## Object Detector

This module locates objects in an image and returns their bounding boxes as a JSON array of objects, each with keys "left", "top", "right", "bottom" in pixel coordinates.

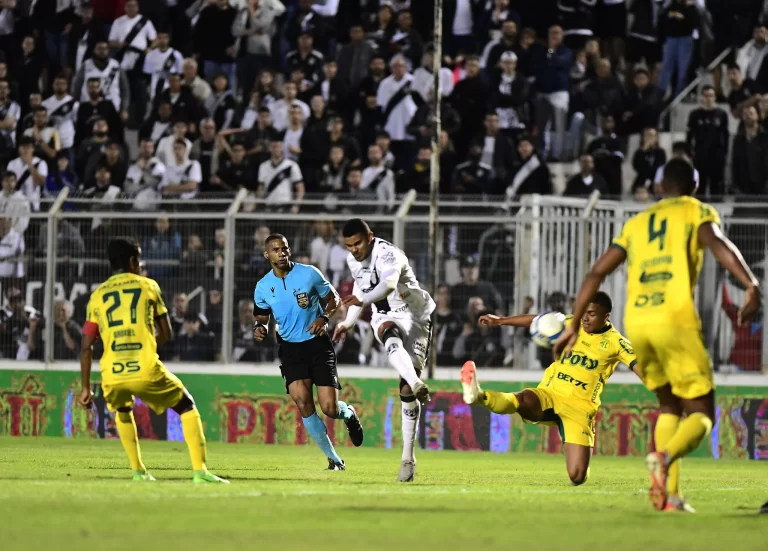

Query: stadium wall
[{"left": 1, "top": 364, "right": 767, "bottom": 460}]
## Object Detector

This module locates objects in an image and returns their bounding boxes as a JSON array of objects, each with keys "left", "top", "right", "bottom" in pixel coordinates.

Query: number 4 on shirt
[{"left": 648, "top": 214, "right": 667, "bottom": 251}]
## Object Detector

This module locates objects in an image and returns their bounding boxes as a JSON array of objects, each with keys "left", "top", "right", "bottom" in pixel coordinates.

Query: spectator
[
  {"left": 256, "top": 137, "right": 304, "bottom": 210},
  {"left": 0, "top": 172, "right": 30, "bottom": 235},
  {"left": 85, "top": 140, "right": 127, "bottom": 188},
  {"left": 243, "top": 107, "right": 277, "bottom": 168},
  {"left": 406, "top": 89, "right": 462, "bottom": 143},
  {"left": 270, "top": 82, "right": 310, "bottom": 132},
  {"left": 452, "top": 141, "right": 494, "bottom": 195},
  {"left": 159, "top": 139, "right": 202, "bottom": 200},
  {"left": 686, "top": 85, "right": 729, "bottom": 197},
  {"left": 358, "top": 54, "right": 388, "bottom": 110},
  {"left": 72, "top": 40, "right": 130, "bottom": 118},
  {"left": 157, "top": 120, "right": 192, "bottom": 166},
  {"left": 318, "top": 144, "right": 350, "bottom": 194},
  {"left": 155, "top": 72, "right": 205, "bottom": 129},
  {"left": 69, "top": 1, "right": 107, "bottom": 73},
  {"left": 194, "top": 0, "right": 237, "bottom": 87},
  {"left": 732, "top": 105, "right": 768, "bottom": 195},
  {"left": 191, "top": 118, "right": 220, "bottom": 193},
  {"left": 482, "top": 18, "right": 521, "bottom": 80},
  {"left": 233, "top": 299, "right": 273, "bottom": 362},
  {"left": 181, "top": 57, "right": 213, "bottom": 104},
  {"left": 330, "top": 304, "right": 372, "bottom": 365},
  {"left": 238, "top": 89, "right": 264, "bottom": 130},
  {"left": 0, "top": 79, "right": 20, "bottom": 165},
  {"left": 398, "top": 144, "right": 432, "bottom": 194},
  {"left": 557, "top": 0, "right": 596, "bottom": 52},
  {"left": 433, "top": 283, "right": 463, "bottom": 367},
  {"left": 626, "top": 0, "right": 662, "bottom": 81},
  {"left": 727, "top": 65, "right": 760, "bottom": 120},
  {"left": 213, "top": 227, "right": 226, "bottom": 279},
  {"left": 125, "top": 138, "right": 165, "bottom": 204},
  {"left": 367, "top": 3, "right": 396, "bottom": 55},
  {"left": 451, "top": 55, "right": 488, "bottom": 159},
  {"left": 143, "top": 29, "right": 184, "bottom": 103},
  {"left": 14, "top": 35, "right": 45, "bottom": 113},
  {"left": 478, "top": 113, "right": 516, "bottom": 193},
  {"left": 620, "top": 67, "right": 663, "bottom": 136},
  {"left": 505, "top": 135, "right": 552, "bottom": 200},
  {"left": 564, "top": 154, "right": 609, "bottom": 197},
  {"left": 532, "top": 26, "right": 572, "bottom": 160},
  {"left": 451, "top": 255, "right": 503, "bottom": 314},
  {"left": 44, "top": 152, "right": 79, "bottom": 202},
  {"left": 311, "top": 59, "right": 350, "bottom": 123},
  {"left": 283, "top": 105, "right": 304, "bottom": 162},
  {"left": 653, "top": 140, "right": 699, "bottom": 190},
  {"left": 390, "top": 8, "right": 423, "bottom": 71},
  {"left": 16, "top": 92, "right": 43, "bottom": 146},
  {"left": 343, "top": 166, "right": 373, "bottom": 202},
  {"left": 255, "top": 69, "right": 279, "bottom": 109},
  {"left": 491, "top": 51, "right": 529, "bottom": 136},
  {"left": 0, "top": 286, "right": 37, "bottom": 360},
  {"left": 581, "top": 58, "right": 624, "bottom": 129},
  {"left": 75, "top": 118, "right": 110, "bottom": 178},
  {"left": 412, "top": 47, "right": 454, "bottom": 103},
  {"left": 632, "top": 127, "right": 666, "bottom": 197},
  {"left": 51, "top": 299, "right": 82, "bottom": 360},
  {"left": 206, "top": 74, "right": 238, "bottom": 132},
  {"left": 309, "top": 218, "right": 335, "bottom": 273},
  {"left": 181, "top": 234, "right": 209, "bottom": 284},
  {"left": 287, "top": 29, "right": 324, "bottom": 87},
  {"left": 286, "top": 0, "right": 330, "bottom": 55},
  {"left": 140, "top": 101, "right": 173, "bottom": 147},
  {"left": 336, "top": 22, "right": 374, "bottom": 91},
  {"left": 362, "top": 143, "right": 396, "bottom": 209},
  {"left": 42, "top": 76, "right": 78, "bottom": 158},
  {"left": 377, "top": 55, "right": 418, "bottom": 171},
  {"left": 108, "top": 0, "right": 157, "bottom": 124},
  {"left": 721, "top": 282, "right": 763, "bottom": 371},
  {"left": 736, "top": 22, "right": 768, "bottom": 94},
  {"left": 586, "top": 115, "right": 623, "bottom": 196},
  {"left": 23, "top": 107, "right": 60, "bottom": 165},
  {"left": 0, "top": 216, "right": 24, "bottom": 278},
  {"left": 327, "top": 115, "right": 361, "bottom": 166},
  {"left": 211, "top": 141, "right": 253, "bottom": 191},
  {"left": 75, "top": 78, "right": 123, "bottom": 144},
  {"left": 232, "top": 0, "right": 286, "bottom": 101},
  {"left": 143, "top": 216, "right": 181, "bottom": 278},
  {"left": 452, "top": 307, "right": 503, "bottom": 367},
  {"left": 6, "top": 137, "right": 48, "bottom": 210},
  {"left": 657, "top": 0, "right": 698, "bottom": 97},
  {"left": 175, "top": 311, "right": 216, "bottom": 362}
]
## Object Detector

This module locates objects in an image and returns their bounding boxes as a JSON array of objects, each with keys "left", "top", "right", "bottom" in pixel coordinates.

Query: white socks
[
  {"left": 385, "top": 336, "right": 421, "bottom": 388},
  {"left": 401, "top": 395, "right": 420, "bottom": 462}
]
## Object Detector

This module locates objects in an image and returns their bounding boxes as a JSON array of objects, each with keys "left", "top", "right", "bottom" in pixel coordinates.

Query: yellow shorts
[
  {"left": 526, "top": 387, "right": 596, "bottom": 447},
  {"left": 102, "top": 367, "right": 186, "bottom": 414},
  {"left": 625, "top": 324, "right": 714, "bottom": 400}
]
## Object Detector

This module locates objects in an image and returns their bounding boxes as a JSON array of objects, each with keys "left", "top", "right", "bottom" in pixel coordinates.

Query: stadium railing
[{"left": 9, "top": 190, "right": 768, "bottom": 375}]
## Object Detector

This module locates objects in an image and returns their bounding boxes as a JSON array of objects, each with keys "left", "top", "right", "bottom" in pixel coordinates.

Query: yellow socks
[
  {"left": 481, "top": 391, "right": 520, "bottom": 414},
  {"left": 116, "top": 410, "right": 146, "bottom": 472},
  {"left": 664, "top": 412, "right": 713, "bottom": 464},
  {"left": 181, "top": 409, "right": 208, "bottom": 471},
  {"left": 655, "top": 413, "right": 681, "bottom": 497}
]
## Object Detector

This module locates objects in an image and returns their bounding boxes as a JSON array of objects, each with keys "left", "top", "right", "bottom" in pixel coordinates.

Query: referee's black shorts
[{"left": 278, "top": 335, "right": 341, "bottom": 393}]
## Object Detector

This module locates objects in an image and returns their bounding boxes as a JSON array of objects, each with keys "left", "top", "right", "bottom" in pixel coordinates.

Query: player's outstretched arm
[
  {"left": 554, "top": 246, "right": 626, "bottom": 358},
  {"left": 699, "top": 222, "right": 761, "bottom": 325},
  {"left": 155, "top": 314, "right": 173, "bottom": 346},
  {"left": 478, "top": 314, "right": 537, "bottom": 327}
]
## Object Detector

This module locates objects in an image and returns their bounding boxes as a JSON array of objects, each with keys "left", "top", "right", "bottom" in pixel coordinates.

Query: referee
[{"left": 253, "top": 233, "right": 363, "bottom": 470}]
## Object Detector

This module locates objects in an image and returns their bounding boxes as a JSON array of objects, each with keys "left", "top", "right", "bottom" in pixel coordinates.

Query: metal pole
[
  {"left": 427, "top": 0, "right": 442, "bottom": 379},
  {"left": 221, "top": 188, "right": 248, "bottom": 364},
  {"left": 44, "top": 188, "right": 70, "bottom": 365}
]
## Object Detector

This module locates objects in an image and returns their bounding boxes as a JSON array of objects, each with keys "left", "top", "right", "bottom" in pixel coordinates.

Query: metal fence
[{"left": 5, "top": 190, "right": 768, "bottom": 374}]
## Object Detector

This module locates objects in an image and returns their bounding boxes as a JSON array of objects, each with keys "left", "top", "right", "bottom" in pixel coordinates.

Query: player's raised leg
[
  {"left": 316, "top": 385, "right": 364, "bottom": 447},
  {"left": 289, "top": 379, "right": 346, "bottom": 470},
  {"left": 380, "top": 322, "right": 430, "bottom": 402}
]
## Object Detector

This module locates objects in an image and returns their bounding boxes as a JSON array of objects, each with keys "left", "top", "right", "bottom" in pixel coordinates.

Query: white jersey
[
  {"left": 376, "top": 73, "right": 418, "bottom": 141},
  {"left": 0, "top": 100, "right": 21, "bottom": 147},
  {"left": 6, "top": 156, "right": 48, "bottom": 211},
  {"left": 109, "top": 14, "right": 157, "bottom": 70},
  {"left": 0, "top": 228, "right": 24, "bottom": 278},
  {"left": 412, "top": 66, "right": 454, "bottom": 102},
  {"left": 159, "top": 158, "right": 201, "bottom": 200},
  {"left": 80, "top": 58, "right": 123, "bottom": 111},
  {"left": 361, "top": 165, "right": 395, "bottom": 209},
  {"left": 269, "top": 98, "right": 310, "bottom": 132},
  {"left": 42, "top": 94, "right": 78, "bottom": 149},
  {"left": 346, "top": 238, "right": 435, "bottom": 320},
  {"left": 143, "top": 48, "right": 184, "bottom": 100},
  {"left": 257, "top": 157, "right": 303, "bottom": 204}
]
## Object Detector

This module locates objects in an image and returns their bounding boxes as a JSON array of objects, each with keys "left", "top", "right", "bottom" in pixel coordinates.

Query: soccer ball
[{"left": 529, "top": 312, "right": 567, "bottom": 349}]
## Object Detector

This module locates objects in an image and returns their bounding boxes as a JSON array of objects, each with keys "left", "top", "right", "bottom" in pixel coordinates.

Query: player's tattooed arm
[{"left": 478, "top": 314, "right": 537, "bottom": 327}]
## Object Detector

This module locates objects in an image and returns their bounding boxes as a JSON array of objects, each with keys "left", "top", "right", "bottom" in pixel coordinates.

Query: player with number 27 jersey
[{"left": 85, "top": 272, "right": 168, "bottom": 385}]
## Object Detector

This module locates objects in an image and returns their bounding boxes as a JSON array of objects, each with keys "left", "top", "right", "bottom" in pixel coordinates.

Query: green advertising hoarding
[{"left": 1, "top": 369, "right": 766, "bottom": 460}]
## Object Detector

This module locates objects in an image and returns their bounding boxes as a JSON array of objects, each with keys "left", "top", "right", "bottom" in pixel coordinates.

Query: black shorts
[
  {"left": 278, "top": 336, "right": 341, "bottom": 393},
  {"left": 626, "top": 36, "right": 662, "bottom": 65}
]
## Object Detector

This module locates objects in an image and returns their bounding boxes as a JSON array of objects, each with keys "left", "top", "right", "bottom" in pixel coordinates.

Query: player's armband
[{"left": 83, "top": 321, "right": 99, "bottom": 338}]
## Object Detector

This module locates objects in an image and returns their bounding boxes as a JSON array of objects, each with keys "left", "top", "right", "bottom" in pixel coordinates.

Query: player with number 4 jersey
[
  {"left": 557, "top": 159, "right": 760, "bottom": 512},
  {"left": 79, "top": 237, "right": 228, "bottom": 484}
]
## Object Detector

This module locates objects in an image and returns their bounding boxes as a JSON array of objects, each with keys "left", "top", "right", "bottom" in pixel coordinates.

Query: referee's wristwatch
[{"left": 320, "top": 315, "right": 330, "bottom": 324}]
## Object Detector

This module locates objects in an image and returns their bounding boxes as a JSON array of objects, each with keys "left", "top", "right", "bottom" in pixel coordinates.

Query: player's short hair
[
  {"left": 663, "top": 158, "right": 697, "bottom": 195},
  {"left": 107, "top": 237, "right": 140, "bottom": 272},
  {"left": 342, "top": 218, "right": 371, "bottom": 238},
  {"left": 671, "top": 141, "right": 691, "bottom": 157},
  {"left": 590, "top": 291, "right": 612, "bottom": 313},
  {"left": 264, "top": 233, "right": 287, "bottom": 249}
]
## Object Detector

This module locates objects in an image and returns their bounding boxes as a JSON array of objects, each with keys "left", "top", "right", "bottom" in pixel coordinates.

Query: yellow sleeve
[
  {"left": 615, "top": 334, "right": 638, "bottom": 371},
  {"left": 611, "top": 221, "right": 629, "bottom": 252},
  {"left": 696, "top": 201, "right": 720, "bottom": 228},
  {"left": 149, "top": 280, "right": 168, "bottom": 318},
  {"left": 86, "top": 294, "right": 98, "bottom": 324}
]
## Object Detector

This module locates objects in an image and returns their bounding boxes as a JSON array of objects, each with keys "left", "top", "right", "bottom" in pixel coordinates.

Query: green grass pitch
[{"left": 1, "top": 437, "right": 766, "bottom": 550}]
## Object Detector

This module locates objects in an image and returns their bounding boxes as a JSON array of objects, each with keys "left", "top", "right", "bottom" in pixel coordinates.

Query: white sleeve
[
  {"left": 291, "top": 162, "right": 303, "bottom": 183},
  {"left": 146, "top": 21, "right": 157, "bottom": 43},
  {"left": 311, "top": 0, "right": 339, "bottom": 16},
  {"left": 257, "top": 163, "right": 266, "bottom": 187},
  {"left": 37, "top": 160, "right": 49, "bottom": 178},
  {"left": 108, "top": 20, "right": 120, "bottom": 42},
  {"left": 340, "top": 281, "right": 364, "bottom": 329},
  {"left": 152, "top": 160, "right": 166, "bottom": 179},
  {"left": 142, "top": 52, "right": 153, "bottom": 74},
  {"left": 376, "top": 79, "right": 387, "bottom": 108},
  {"left": 173, "top": 52, "right": 184, "bottom": 74},
  {"left": 188, "top": 161, "right": 202, "bottom": 183},
  {"left": 361, "top": 247, "right": 402, "bottom": 306}
]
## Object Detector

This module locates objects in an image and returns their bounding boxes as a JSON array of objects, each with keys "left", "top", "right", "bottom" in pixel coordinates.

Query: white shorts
[{"left": 371, "top": 313, "right": 432, "bottom": 375}]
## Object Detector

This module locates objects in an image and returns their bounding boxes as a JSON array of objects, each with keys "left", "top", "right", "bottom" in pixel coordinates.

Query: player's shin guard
[
  {"left": 664, "top": 412, "right": 713, "bottom": 464},
  {"left": 655, "top": 413, "right": 682, "bottom": 497},
  {"left": 181, "top": 409, "right": 208, "bottom": 471},
  {"left": 116, "top": 410, "right": 146, "bottom": 472},
  {"left": 481, "top": 391, "right": 520, "bottom": 414},
  {"left": 302, "top": 413, "right": 343, "bottom": 463},
  {"left": 385, "top": 336, "right": 421, "bottom": 388},
  {"left": 400, "top": 394, "right": 420, "bottom": 462}
]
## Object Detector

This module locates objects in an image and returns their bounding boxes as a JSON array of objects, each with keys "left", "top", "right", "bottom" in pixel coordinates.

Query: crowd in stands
[{"left": 0, "top": 0, "right": 765, "bottom": 368}]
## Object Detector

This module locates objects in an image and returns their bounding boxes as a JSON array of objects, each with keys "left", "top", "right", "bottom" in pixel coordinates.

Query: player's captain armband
[{"left": 83, "top": 320, "right": 99, "bottom": 338}]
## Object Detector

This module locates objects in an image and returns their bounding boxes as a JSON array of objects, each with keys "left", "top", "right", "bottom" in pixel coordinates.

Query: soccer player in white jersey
[{"left": 333, "top": 218, "right": 435, "bottom": 483}]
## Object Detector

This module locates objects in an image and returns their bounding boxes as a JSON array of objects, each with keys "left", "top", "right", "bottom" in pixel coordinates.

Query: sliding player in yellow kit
[
  {"left": 556, "top": 159, "right": 760, "bottom": 512},
  {"left": 461, "top": 292, "right": 638, "bottom": 486},
  {"left": 78, "top": 237, "right": 228, "bottom": 483}
]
